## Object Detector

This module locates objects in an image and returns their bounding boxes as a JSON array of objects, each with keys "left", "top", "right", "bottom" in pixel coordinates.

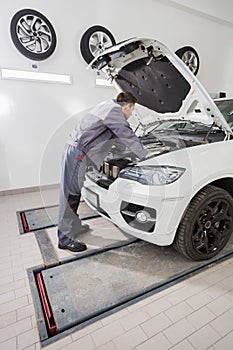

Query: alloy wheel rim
[
  {"left": 182, "top": 50, "right": 198, "bottom": 74},
  {"left": 89, "top": 31, "right": 113, "bottom": 57},
  {"left": 192, "top": 198, "right": 232, "bottom": 256},
  {"left": 16, "top": 14, "right": 53, "bottom": 54}
]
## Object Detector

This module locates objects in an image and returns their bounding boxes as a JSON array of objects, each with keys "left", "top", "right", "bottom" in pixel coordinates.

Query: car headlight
[{"left": 119, "top": 165, "right": 185, "bottom": 185}]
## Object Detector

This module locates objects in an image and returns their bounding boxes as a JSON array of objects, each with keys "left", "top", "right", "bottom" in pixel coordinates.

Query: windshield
[
  {"left": 154, "top": 120, "right": 211, "bottom": 132},
  {"left": 130, "top": 99, "right": 233, "bottom": 136},
  {"left": 214, "top": 99, "right": 233, "bottom": 129}
]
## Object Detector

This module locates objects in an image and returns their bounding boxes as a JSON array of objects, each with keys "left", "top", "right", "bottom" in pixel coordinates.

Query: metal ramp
[
  {"left": 17, "top": 204, "right": 99, "bottom": 233},
  {"left": 31, "top": 236, "right": 233, "bottom": 346}
]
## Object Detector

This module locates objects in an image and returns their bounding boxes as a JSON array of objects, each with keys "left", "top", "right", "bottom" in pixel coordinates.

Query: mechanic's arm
[{"left": 104, "top": 106, "right": 148, "bottom": 159}]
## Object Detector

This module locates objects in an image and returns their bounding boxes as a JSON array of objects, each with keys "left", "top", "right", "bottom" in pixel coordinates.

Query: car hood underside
[
  {"left": 115, "top": 56, "right": 190, "bottom": 114},
  {"left": 89, "top": 38, "right": 232, "bottom": 136}
]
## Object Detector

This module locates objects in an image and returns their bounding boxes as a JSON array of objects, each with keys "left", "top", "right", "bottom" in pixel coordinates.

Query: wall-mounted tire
[
  {"left": 80, "top": 25, "right": 116, "bottom": 64},
  {"left": 10, "top": 8, "right": 57, "bottom": 61},
  {"left": 175, "top": 46, "right": 200, "bottom": 75}
]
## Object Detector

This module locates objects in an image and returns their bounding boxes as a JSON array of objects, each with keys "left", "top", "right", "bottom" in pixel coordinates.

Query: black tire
[
  {"left": 175, "top": 46, "right": 200, "bottom": 75},
  {"left": 173, "top": 185, "right": 233, "bottom": 261},
  {"left": 10, "top": 9, "right": 57, "bottom": 61},
  {"left": 80, "top": 25, "right": 116, "bottom": 64}
]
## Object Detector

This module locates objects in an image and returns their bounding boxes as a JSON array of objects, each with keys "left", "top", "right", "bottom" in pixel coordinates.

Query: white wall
[
  {"left": 169, "top": 0, "right": 233, "bottom": 24},
  {"left": 1, "top": 0, "right": 233, "bottom": 191}
]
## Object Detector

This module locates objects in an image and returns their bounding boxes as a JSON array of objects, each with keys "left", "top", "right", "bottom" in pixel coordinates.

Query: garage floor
[{"left": 1, "top": 187, "right": 233, "bottom": 350}]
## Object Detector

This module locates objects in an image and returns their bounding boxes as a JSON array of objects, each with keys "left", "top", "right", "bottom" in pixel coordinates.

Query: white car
[{"left": 82, "top": 38, "right": 233, "bottom": 261}]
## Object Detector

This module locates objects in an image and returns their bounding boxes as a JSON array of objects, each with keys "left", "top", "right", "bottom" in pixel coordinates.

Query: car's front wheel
[{"left": 174, "top": 185, "right": 233, "bottom": 261}]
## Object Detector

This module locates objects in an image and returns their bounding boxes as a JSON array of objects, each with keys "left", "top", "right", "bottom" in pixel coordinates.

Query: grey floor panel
[
  {"left": 26, "top": 205, "right": 59, "bottom": 231},
  {"left": 40, "top": 238, "right": 233, "bottom": 334},
  {"left": 17, "top": 202, "right": 97, "bottom": 233}
]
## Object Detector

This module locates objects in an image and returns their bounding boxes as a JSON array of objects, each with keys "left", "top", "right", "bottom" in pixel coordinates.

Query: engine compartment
[{"left": 86, "top": 130, "right": 216, "bottom": 189}]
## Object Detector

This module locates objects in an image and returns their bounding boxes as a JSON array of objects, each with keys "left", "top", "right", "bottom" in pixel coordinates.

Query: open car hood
[{"left": 89, "top": 38, "right": 232, "bottom": 136}]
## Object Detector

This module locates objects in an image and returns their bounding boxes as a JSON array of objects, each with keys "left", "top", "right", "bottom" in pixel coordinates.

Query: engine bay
[{"left": 85, "top": 129, "right": 219, "bottom": 189}]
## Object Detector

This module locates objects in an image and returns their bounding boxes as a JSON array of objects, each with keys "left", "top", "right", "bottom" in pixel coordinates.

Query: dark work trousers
[{"left": 58, "top": 144, "right": 87, "bottom": 244}]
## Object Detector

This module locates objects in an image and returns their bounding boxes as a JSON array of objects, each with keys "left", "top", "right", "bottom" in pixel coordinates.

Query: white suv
[{"left": 82, "top": 38, "right": 233, "bottom": 261}]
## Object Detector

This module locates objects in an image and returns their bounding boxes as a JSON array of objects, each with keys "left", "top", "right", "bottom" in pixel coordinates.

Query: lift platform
[{"left": 27, "top": 214, "right": 233, "bottom": 347}]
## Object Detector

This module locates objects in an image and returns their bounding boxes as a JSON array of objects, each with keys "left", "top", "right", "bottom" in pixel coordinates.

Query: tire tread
[{"left": 173, "top": 185, "right": 233, "bottom": 260}]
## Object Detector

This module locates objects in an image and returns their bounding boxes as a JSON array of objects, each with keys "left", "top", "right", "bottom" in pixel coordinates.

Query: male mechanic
[{"left": 58, "top": 91, "right": 148, "bottom": 252}]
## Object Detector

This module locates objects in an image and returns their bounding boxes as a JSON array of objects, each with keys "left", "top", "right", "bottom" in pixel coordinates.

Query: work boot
[{"left": 58, "top": 240, "right": 87, "bottom": 252}]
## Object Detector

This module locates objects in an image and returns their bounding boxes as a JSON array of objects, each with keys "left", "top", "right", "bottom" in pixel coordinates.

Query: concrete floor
[{"left": 1, "top": 188, "right": 233, "bottom": 349}]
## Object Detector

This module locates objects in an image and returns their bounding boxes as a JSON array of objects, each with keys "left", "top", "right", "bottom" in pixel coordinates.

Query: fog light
[{"left": 136, "top": 211, "right": 148, "bottom": 223}]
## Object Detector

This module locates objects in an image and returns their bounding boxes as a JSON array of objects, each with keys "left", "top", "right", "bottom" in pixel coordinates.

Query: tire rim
[
  {"left": 192, "top": 198, "right": 233, "bottom": 256},
  {"left": 16, "top": 14, "right": 53, "bottom": 54},
  {"left": 181, "top": 50, "right": 198, "bottom": 74},
  {"left": 89, "top": 31, "right": 113, "bottom": 57}
]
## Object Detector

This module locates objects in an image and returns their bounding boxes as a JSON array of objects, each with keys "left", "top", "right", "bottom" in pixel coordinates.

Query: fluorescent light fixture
[
  {"left": 95, "top": 70, "right": 113, "bottom": 87},
  {"left": 1, "top": 69, "right": 72, "bottom": 84},
  {"left": 96, "top": 77, "right": 113, "bottom": 87}
]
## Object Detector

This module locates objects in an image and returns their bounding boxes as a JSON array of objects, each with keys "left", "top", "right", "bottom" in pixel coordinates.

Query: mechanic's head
[{"left": 116, "top": 92, "right": 137, "bottom": 119}]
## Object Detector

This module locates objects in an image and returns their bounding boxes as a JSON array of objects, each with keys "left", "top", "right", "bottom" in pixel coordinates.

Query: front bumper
[{"left": 82, "top": 173, "right": 190, "bottom": 246}]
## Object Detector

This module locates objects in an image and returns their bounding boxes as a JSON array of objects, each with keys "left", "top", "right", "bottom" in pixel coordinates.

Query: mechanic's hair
[{"left": 116, "top": 92, "right": 137, "bottom": 105}]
